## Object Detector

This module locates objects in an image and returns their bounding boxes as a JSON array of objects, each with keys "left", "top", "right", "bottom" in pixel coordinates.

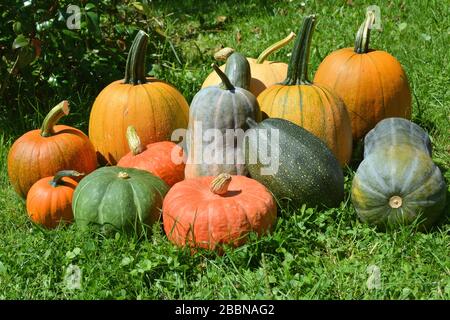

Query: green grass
[{"left": 0, "top": 0, "right": 449, "bottom": 299}]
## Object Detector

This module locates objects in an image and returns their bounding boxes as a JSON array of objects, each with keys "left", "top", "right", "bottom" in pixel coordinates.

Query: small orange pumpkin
[
  {"left": 163, "top": 173, "right": 277, "bottom": 251},
  {"left": 26, "top": 170, "right": 83, "bottom": 228},
  {"left": 117, "top": 126, "right": 185, "bottom": 187},
  {"left": 201, "top": 32, "right": 295, "bottom": 96},
  {"left": 258, "top": 15, "right": 353, "bottom": 166},
  {"left": 8, "top": 101, "right": 97, "bottom": 198},
  {"left": 314, "top": 11, "right": 412, "bottom": 141}
]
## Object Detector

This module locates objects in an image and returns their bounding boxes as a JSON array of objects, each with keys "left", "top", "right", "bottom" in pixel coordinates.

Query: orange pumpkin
[
  {"left": 201, "top": 32, "right": 295, "bottom": 96},
  {"left": 314, "top": 11, "right": 412, "bottom": 141},
  {"left": 163, "top": 173, "right": 277, "bottom": 251},
  {"left": 89, "top": 30, "right": 189, "bottom": 165},
  {"left": 26, "top": 170, "right": 83, "bottom": 228},
  {"left": 117, "top": 126, "right": 185, "bottom": 187},
  {"left": 8, "top": 101, "right": 97, "bottom": 198},
  {"left": 258, "top": 15, "right": 352, "bottom": 166}
]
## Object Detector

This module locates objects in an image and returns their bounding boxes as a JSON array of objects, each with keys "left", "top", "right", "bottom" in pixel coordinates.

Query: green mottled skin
[
  {"left": 352, "top": 145, "right": 447, "bottom": 230},
  {"left": 246, "top": 118, "right": 344, "bottom": 208},
  {"left": 224, "top": 52, "right": 251, "bottom": 90},
  {"left": 72, "top": 167, "right": 168, "bottom": 235}
]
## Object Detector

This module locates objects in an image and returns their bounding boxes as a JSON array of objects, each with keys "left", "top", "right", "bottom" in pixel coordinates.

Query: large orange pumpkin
[
  {"left": 314, "top": 11, "right": 412, "bottom": 141},
  {"left": 163, "top": 173, "right": 277, "bottom": 251},
  {"left": 8, "top": 101, "right": 97, "bottom": 198},
  {"left": 201, "top": 32, "right": 295, "bottom": 96},
  {"left": 89, "top": 30, "right": 189, "bottom": 165},
  {"left": 258, "top": 15, "right": 352, "bottom": 166},
  {"left": 117, "top": 126, "right": 185, "bottom": 187},
  {"left": 26, "top": 170, "right": 83, "bottom": 228}
]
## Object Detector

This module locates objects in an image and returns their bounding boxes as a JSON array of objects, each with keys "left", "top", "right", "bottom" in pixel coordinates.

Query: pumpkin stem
[
  {"left": 212, "top": 63, "right": 235, "bottom": 90},
  {"left": 50, "top": 170, "right": 84, "bottom": 187},
  {"left": 354, "top": 11, "right": 376, "bottom": 54},
  {"left": 40, "top": 100, "right": 70, "bottom": 137},
  {"left": 210, "top": 173, "right": 232, "bottom": 195},
  {"left": 117, "top": 172, "right": 130, "bottom": 179},
  {"left": 282, "top": 15, "right": 316, "bottom": 86},
  {"left": 126, "top": 126, "right": 144, "bottom": 156},
  {"left": 246, "top": 118, "right": 258, "bottom": 128},
  {"left": 256, "top": 32, "right": 296, "bottom": 64},
  {"left": 214, "top": 47, "right": 235, "bottom": 61},
  {"left": 124, "top": 30, "right": 149, "bottom": 85},
  {"left": 389, "top": 195, "right": 403, "bottom": 209}
]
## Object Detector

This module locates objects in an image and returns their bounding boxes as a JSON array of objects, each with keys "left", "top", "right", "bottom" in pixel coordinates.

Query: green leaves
[{"left": 12, "top": 34, "right": 28, "bottom": 49}]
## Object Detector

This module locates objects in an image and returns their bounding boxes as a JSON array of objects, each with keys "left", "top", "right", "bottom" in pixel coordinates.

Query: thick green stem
[
  {"left": 354, "top": 11, "right": 376, "bottom": 54},
  {"left": 256, "top": 32, "right": 296, "bottom": 64},
  {"left": 40, "top": 100, "right": 69, "bottom": 137},
  {"left": 126, "top": 126, "right": 144, "bottom": 155},
  {"left": 282, "top": 15, "right": 316, "bottom": 86},
  {"left": 212, "top": 63, "right": 234, "bottom": 90},
  {"left": 50, "top": 170, "right": 84, "bottom": 187},
  {"left": 124, "top": 30, "right": 149, "bottom": 85}
]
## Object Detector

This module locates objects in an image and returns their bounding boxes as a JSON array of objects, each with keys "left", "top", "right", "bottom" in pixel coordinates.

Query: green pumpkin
[
  {"left": 72, "top": 167, "right": 169, "bottom": 235},
  {"left": 185, "top": 63, "right": 261, "bottom": 179},
  {"left": 224, "top": 52, "right": 251, "bottom": 90},
  {"left": 245, "top": 118, "right": 344, "bottom": 208}
]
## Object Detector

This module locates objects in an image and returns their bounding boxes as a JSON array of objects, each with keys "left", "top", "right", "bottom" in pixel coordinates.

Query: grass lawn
[{"left": 0, "top": 0, "right": 449, "bottom": 299}]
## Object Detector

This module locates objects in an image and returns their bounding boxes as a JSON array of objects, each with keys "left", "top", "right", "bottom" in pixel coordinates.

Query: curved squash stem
[
  {"left": 354, "top": 11, "right": 376, "bottom": 54},
  {"left": 282, "top": 15, "right": 316, "bottom": 85},
  {"left": 126, "top": 126, "right": 144, "bottom": 155},
  {"left": 124, "top": 30, "right": 149, "bottom": 85},
  {"left": 256, "top": 32, "right": 296, "bottom": 64},
  {"left": 40, "top": 100, "right": 70, "bottom": 137},
  {"left": 212, "top": 63, "right": 235, "bottom": 90},
  {"left": 50, "top": 170, "right": 84, "bottom": 187},
  {"left": 210, "top": 173, "right": 232, "bottom": 195}
]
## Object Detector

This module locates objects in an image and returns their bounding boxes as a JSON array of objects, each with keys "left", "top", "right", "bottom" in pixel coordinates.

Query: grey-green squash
[
  {"left": 245, "top": 117, "right": 344, "bottom": 208},
  {"left": 72, "top": 166, "right": 169, "bottom": 235},
  {"left": 185, "top": 63, "right": 261, "bottom": 179},
  {"left": 352, "top": 118, "right": 447, "bottom": 230}
]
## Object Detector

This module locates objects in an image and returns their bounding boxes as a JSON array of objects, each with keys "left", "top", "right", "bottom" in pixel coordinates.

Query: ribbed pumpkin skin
[
  {"left": 89, "top": 78, "right": 189, "bottom": 165},
  {"left": 163, "top": 175, "right": 276, "bottom": 250},
  {"left": 8, "top": 125, "right": 97, "bottom": 198},
  {"left": 26, "top": 176, "right": 78, "bottom": 228},
  {"left": 185, "top": 85, "right": 261, "bottom": 178},
  {"left": 314, "top": 48, "right": 412, "bottom": 141},
  {"left": 258, "top": 84, "right": 352, "bottom": 166},
  {"left": 351, "top": 145, "right": 446, "bottom": 230},
  {"left": 202, "top": 58, "right": 288, "bottom": 96},
  {"left": 117, "top": 141, "right": 185, "bottom": 187},
  {"left": 72, "top": 167, "right": 169, "bottom": 235},
  {"left": 246, "top": 118, "right": 344, "bottom": 208}
]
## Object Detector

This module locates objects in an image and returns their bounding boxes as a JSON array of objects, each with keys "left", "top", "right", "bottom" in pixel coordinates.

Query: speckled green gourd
[
  {"left": 352, "top": 118, "right": 447, "bottom": 230},
  {"left": 72, "top": 166, "right": 168, "bottom": 235},
  {"left": 245, "top": 118, "right": 344, "bottom": 208}
]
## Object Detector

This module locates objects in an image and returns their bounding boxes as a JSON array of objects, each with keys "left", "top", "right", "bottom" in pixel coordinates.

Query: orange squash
[
  {"left": 258, "top": 15, "right": 352, "bottom": 166},
  {"left": 117, "top": 126, "right": 185, "bottom": 187},
  {"left": 201, "top": 32, "right": 295, "bottom": 96},
  {"left": 89, "top": 30, "right": 189, "bottom": 165},
  {"left": 314, "top": 11, "right": 412, "bottom": 141},
  {"left": 26, "top": 170, "right": 83, "bottom": 228},
  {"left": 8, "top": 101, "right": 97, "bottom": 198},
  {"left": 163, "top": 173, "right": 277, "bottom": 251}
]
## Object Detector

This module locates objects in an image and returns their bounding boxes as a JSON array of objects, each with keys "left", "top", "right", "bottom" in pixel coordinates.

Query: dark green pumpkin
[
  {"left": 224, "top": 52, "right": 251, "bottom": 90},
  {"left": 72, "top": 166, "right": 168, "bottom": 235},
  {"left": 245, "top": 118, "right": 344, "bottom": 208},
  {"left": 185, "top": 63, "right": 261, "bottom": 179}
]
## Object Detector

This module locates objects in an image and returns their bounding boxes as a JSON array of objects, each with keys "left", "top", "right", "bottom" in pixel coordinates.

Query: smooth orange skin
[
  {"left": 202, "top": 58, "right": 288, "bottom": 96},
  {"left": 117, "top": 141, "right": 185, "bottom": 187},
  {"left": 26, "top": 176, "right": 78, "bottom": 228},
  {"left": 314, "top": 48, "right": 412, "bottom": 141},
  {"left": 89, "top": 78, "right": 189, "bottom": 165},
  {"left": 163, "top": 175, "right": 277, "bottom": 251},
  {"left": 7, "top": 125, "right": 97, "bottom": 199},
  {"left": 258, "top": 84, "right": 353, "bottom": 166}
]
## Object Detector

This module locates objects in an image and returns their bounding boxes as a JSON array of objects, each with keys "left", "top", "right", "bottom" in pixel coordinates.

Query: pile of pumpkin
[{"left": 7, "top": 12, "right": 447, "bottom": 251}]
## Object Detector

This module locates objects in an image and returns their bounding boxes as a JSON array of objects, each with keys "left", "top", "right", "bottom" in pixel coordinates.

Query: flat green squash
[
  {"left": 72, "top": 166, "right": 169, "bottom": 235},
  {"left": 245, "top": 118, "right": 344, "bottom": 208}
]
